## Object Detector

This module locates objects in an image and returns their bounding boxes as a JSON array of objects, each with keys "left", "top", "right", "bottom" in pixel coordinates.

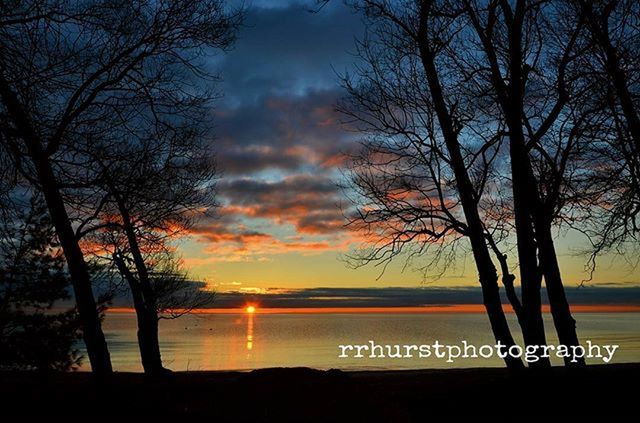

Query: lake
[{"left": 85, "top": 311, "right": 640, "bottom": 372}]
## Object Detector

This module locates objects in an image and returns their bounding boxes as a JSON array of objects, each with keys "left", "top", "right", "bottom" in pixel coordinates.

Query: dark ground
[{"left": 1, "top": 364, "right": 637, "bottom": 419}]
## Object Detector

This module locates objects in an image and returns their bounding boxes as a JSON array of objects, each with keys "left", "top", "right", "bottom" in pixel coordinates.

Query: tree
[
  {"left": 567, "top": 0, "right": 640, "bottom": 268},
  {"left": 75, "top": 127, "right": 218, "bottom": 375},
  {"left": 342, "top": 0, "right": 524, "bottom": 369},
  {"left": 106, "top": 238, "right": 214, "bottom": 373},
  {"left": 0, "top": 196, "right": 82, "bottom": 371},
  {"left": 344, "top": 0, "right": 600, "bottom": 368},
  {"left": 463, "top": 0, "right": 585, "bottom": 365},
  {"left": 0, "top": 0, "right": 240, "bottom": 375}
]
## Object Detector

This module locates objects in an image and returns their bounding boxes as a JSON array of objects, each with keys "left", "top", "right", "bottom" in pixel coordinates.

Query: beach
[{"left": 2, "top": 364, "right": 637, "bottom": 418}]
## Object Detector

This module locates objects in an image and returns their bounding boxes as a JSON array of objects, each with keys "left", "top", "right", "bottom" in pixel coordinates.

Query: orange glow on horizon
[{"left": 107, "top": 304, "right": 640, "bottom": 315}]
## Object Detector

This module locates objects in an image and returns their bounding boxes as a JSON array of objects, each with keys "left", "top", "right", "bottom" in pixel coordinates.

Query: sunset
[{"left": 1, "top": 0, "right": 639, "bottom": 419}]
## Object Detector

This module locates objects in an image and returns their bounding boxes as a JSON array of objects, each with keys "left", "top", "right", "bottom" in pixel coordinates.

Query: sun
[{"left": 246, "top": 305, "right": 256, "bottom": 314}]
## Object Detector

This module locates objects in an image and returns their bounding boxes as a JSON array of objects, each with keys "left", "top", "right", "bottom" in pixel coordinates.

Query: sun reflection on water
[{"left": 246, "top": 312, "right": 254, "bottom": 354}]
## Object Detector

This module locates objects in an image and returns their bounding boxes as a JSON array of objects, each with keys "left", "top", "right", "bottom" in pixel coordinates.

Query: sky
[{"left": 174, "top": 0, "right": 640, "bottom": 295}]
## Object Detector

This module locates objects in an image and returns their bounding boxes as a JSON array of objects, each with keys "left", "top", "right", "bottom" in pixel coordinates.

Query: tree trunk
[
  {"left": 488, "top": 240, "right": 526, "bottom": 329},
  {"left": 35, "top": 156, "right": 113, "bottom": 375},
  {"left": 536, "top": 221, "right": 585, "bottom": 366},
  {"left": 497, "top": 0, "right": 587, "bottom": 367},
  {"left": 113, "top": 192, "right": 166, "bottom": 374},
  {"left": 417, "top": 9, "right": 523, "bottom": 369},
  {"left": 474, "top": 246, "right": 525, "bottom": 370},
  {"left": 0, "top": 75, "right": 112, "bottom": 376},
  {"left": 495, "top": 0, "right": 550, "bottom": 367},
  {"left": 505, "top": 111, "right": 550, "bottom": 368},
  {"left": 113, "top": 253, "right": 164, "bottom": 374},
  {"left": 499, "top": 0, "right": 583, "bottom": 367}
]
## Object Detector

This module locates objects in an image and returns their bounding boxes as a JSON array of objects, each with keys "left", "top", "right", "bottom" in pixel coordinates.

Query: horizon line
[{"left": 107, "top": 304, "right": 640, "bottom": 314}]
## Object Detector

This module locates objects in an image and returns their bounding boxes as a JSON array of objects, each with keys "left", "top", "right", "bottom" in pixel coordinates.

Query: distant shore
[
  {"left": 106, "top": 304, "right": 640, "bottom": 314},
  {"left": 1, "top": 364, "right": 637, "bottom": 418}
]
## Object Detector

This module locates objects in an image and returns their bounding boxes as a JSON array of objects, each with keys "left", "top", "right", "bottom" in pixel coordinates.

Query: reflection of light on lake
[{"left": 246, "top": 313, "right": 254, "bottom": 355}]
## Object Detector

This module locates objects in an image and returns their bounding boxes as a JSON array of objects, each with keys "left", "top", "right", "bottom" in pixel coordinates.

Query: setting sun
[{"left": 246, "top": 305, "right": 256, "bottom": 314}]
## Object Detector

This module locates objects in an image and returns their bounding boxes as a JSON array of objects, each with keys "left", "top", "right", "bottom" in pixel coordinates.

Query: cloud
[
  {"left": 188, "top": 204, "right": 349, "bottom": 262},
  {"left": 214, "top": 89, "right": 356, "bottom": 175},
  {"left": 171, "top": 286, "right": 640, "bottom": 308},
  {"left": 185, "top": 2, "right": 365, "bottom": 261},
  {"left": 209, "top": 2, "right": 364, "bottom": 175},
  {"left": 217, "top": 145, "right": 304, "bottom": 174},
  {"left": 216, "top": 2, "right": 364, "bottom": 104},
  {"left": 218, "top": 174, "right": 346, "bottom": 234}
]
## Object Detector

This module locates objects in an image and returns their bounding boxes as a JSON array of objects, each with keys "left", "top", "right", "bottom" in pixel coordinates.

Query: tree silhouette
[
  {"left": 74, "top": 127, "right": 218, "bottom": 375},
  {"left": 463, "top": 0, "right": 584, "bottom": 365},
  {"left": 0, "top": 0, "right": 240, "bottom": 375},
  {"left": 341, "top": 0, "right": 611, "bottom": 367},
  {"left": 0, "top": 196, "right": 82, "bottom": 371},
  {"left": 341, "top": 0, "right": 525, "bottom": 368},
  {"left": 567, "top": 0, "right": 640, "bottom": 272}
]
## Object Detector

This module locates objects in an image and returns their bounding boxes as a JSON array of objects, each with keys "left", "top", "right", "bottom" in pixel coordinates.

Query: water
[{"left": 86, "top": 312, "right": 640, "bottom": 372}]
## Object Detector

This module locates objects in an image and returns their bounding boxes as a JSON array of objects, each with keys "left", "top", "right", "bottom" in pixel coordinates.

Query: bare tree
[
  {"left": 103, "top": 233, "right": 214, "bottom": 372},
  {"left": 344, "top": 0, "right": 601, "bottom": 368},
  {"left": 0, "top": 1, "right": 240, "bottom": 375},
  {"left": 73, "top": 125, "right": 218, "bottom": 375},
  {"left": 566, "top": 0, "right": 640, "bottom": 269},
  {"left": 464, "top": 0, "right": 585, "bottom": 365},
  {"left": 342, "top": 0, "right": 525, "bottom": 369}
]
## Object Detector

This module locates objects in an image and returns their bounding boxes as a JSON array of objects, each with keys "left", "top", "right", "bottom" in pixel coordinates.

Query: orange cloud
[{"left": 187, "top": 219, "right": 355, "bottom": 262}]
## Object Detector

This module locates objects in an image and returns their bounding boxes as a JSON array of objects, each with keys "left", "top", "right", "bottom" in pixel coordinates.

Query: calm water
[{"left": 84, "top": 312, "right": 640, "bottom": 372}]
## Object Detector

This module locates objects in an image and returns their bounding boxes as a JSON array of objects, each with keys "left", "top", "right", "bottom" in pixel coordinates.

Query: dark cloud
[
  {"left": 215, "top": 88, "right": 355, "bottom": 175},
  {"left": 217, "top": 2, "right": 363, "bottom": 104},
  {"left": 210, "top": 2, "right": 363, "bottom": 176},
  {"left": 195, "top": 223, "right": 274, "bottom": 245},
  {"left": 197, "top": 286, "right": 640, "bottom": 308},
  {"left": 218, "top": 174, "right": 346, "bottom": 234},
  {"left": 217, "top": 145, "right": 304, "bottom": 174},
  {"left": 106, "top": 282, "right": 640, "bottom": 309},
  {"left": 220, "top": 174, "right": 337, "bottom": 198}
]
